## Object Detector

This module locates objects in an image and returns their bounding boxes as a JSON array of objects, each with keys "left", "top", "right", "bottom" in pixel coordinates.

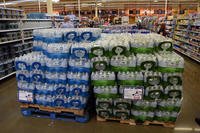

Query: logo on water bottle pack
[
  {"left": 147, "top": 76, "right": 161, "bottom": 86},
  {"left": 94, "top": 61, "right": 107, "bottom": 71},
  {"left": 74, "top": 50, "right": 86, "bottom": 58},
  {"left": 93, "top": 49, "right": 103, "bottom": 56},
  {"left": 19, "top": 63, "right": 26, "bottom": 70}
]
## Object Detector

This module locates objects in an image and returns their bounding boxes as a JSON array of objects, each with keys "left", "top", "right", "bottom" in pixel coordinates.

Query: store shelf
[
  {"left": 24, "top": 37, "right": 33, "bottom": 40},
  {"left": 175, "top": 33, "right": 188, "bottom": 38},
  {"left": 22, "top": 26, "right": 51, "bottom": 30},
  {"left": 189, "top": 30, "right": 200, "bottom": 34},
  {"left": 190, "top": 36, "right": 200, "bottom": 41},
  {"left": 175, "top": 38, "right": 200, "bottom": 48},
  {"left": 176, "top": 29, "right": 187, "bottom": 32},
  {"left": 21, "top": 19, "right": 50, "bottom": 21},
  {"left": 0, "top": 18, "right": 21, "bottom": 21},
  {"left": 191, "top": 25, "right": 200, "bottom": 27},
  {"left": 0, "top": 29, "right": 21, "bottom": 33},
  {"left": 188, "top": 42, "right": 200, "bottom": 48},
  {"left": 0, "top": 39, "right": 22, "bottom": 45},
  {"left": 178, "top": 24, "right": 188, "bottom": 26},
  {"left": 0, "top": 72, "right": 16, "bottom": 81},
  {"left": 174, "top": 47, "right": 200, "bottom": 63}
]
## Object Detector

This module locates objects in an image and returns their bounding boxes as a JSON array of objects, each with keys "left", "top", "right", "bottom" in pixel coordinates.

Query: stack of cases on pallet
[
  {"left": 92, "top": 33, "right": 184, "bottom": 123},
  {"left": 15, "top": 28, "right": 101, "bottom": 111}
]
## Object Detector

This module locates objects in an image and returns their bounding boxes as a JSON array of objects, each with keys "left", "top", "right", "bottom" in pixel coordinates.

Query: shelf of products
[
  {"left": 0, "top": 8, "right": 54, "bottom": 80},
  {"left": 174, "top": 47, "right": 200, "bottom": 63},
  {"left": 173, "top": 15, "right": 200, "bottom": 63},
  {"left": 0, "top": 7, "right": 24, "bottom": 19}
]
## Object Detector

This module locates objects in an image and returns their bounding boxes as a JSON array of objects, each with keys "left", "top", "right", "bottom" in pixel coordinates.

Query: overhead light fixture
[
  {"left": 0, "top": 2, "right": 17, "bottom": 6},
  {"left": 154, "top": 0, "right": 158, "bottom": 2},
  {"left": 52, "top": 0, "right": 60, "bottom": 3},
  {"left": 97, "top": 3, "right": 102, "bottom": 6}
]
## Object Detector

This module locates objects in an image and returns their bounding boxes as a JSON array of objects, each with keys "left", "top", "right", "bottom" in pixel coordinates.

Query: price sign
[
  {"left": 124, "top": 86, "right": 143, "bottom": 100},
  {"left": 18, "top": 90, "right": 33, "bottom": 102}
]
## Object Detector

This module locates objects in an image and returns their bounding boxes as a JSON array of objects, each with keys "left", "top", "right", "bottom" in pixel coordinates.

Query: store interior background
[
  {"left": 1, "top": 0, "right": 200, "bottom": 23},
  {"left": 0, "top": 0, "right": 200, "bottom": 133}
]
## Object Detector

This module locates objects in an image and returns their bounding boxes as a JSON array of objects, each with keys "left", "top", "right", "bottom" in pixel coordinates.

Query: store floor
[{"left": 0, "top": 56, "right": 200, "bottom": 133}]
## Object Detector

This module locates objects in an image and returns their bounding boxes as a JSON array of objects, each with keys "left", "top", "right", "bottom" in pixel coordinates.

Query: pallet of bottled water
[
  {"left": 16, "top": 28, "right": 101, "bottom": 123},
  {"left": 90, "top": 33, "right": 184, "bottom": 127},
  {"left": 15, "top": 28, "right": 184, "bottom": 126}
]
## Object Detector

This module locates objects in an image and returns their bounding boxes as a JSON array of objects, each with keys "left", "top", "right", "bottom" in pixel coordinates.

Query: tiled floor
[{"left": 0, "top": 56, "right": 199, "bottom": 133}]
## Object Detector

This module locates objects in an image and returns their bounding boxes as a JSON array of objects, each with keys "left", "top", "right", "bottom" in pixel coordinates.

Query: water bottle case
[
  {"left": 64, "top": 31, "right": 78, "bottom": 42},
  {"left": 96, "top": 98, "right": 113, "bottom": 109},
  {"left": 110, "top": 46, "right": 129, "bottom": 57},
  {"left": 113, "top": 110, "right": 130, "bottom": 120},
  {"left": 35, "top": 88, "right": 53, "bottom": 95},
  {"left": 114, "top": 99, "right": 131, "bottom": 110},
  {"left": 31, "top": 62, "right": 44, "bottom": 71},
  {"left": 31, "top": 74, "right": 45, "bottom": 83},
  {"left": 71, "top": 48, "right": 89, "bottom": 59},
  {"left": 80, "top": 32, "right": 92, "bottom": 41},
  {"left": 68, "top": 66, "right": 90, "bottom": 73},
  {"left": 157, "top": 99, "right": 182, "bottom": 112},
  {"left": 17, "top": 73, "right": 30, "bottom": 82},
  {"left": 45, "top": 78, "right": 67, "bottom": 85},
  {"left": 15, "top": 61, "right": 30, "bottom": 71},
  {"left": 145, "top": 76, "right": 162, "bottom": 86},
  {"left": 43, "top": 51, "right": 69, "bottom": 59},
  {"left": 96, "top": 109, "right": 112, "bottom": 119},
  {"left": 139, "top": 61, "right": 157, "bottom": 71},
  {"left": 45, "top": 66, "right": 68, "bottom": 73},
  {"left": 32, "top": 46, "right": 43, "bottom": 52},
  {"left": 53, "top": 99, "right": 65, "bottom": 107},
  {"left": 68, "top": 79, "right": 89, "bottom": 86},
  {"left": 54, "top": 87, "right": 67, "bottom": 95},
  {"left": 43, "top": 37, "right": 63, "bottom": 44},
  {"left": 164, "top": 85, "right": 182, "bottom": 99},
  {"left": 33, "top": 35, "right": 44, "bottom": 41},
  {"left": 90, "top": 47, "right": 107, "bottom": 58},
  {"left": 156, "top": 41, "right": 173, "bottom": 52},
  {"left": 165, "top": 76, "right": 182, "bottom": 86},
  {"left": 69, "top": 88, "right": 89, "bottom": 97},
  {"left": 68, "top": 99, "right": 86, "bottom": 109}
]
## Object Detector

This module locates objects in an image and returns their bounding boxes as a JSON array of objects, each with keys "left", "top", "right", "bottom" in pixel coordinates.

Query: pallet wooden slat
[
  {"left": 20, "top": 103, "right": 85, "bottom": 116},
  {"left": 96, "top": 116, "right": 175, "bottom": 128}
]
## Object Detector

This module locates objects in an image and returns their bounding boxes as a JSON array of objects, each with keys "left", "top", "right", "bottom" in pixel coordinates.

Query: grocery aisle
[{"left": 0, "top": 56, "right": 199, "bottom": 133}]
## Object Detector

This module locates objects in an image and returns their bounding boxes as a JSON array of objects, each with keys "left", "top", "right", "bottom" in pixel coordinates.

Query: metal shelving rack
[
  {"left": 173, "top": 17, "right": 200, "bottom": 63},
  {"left": 0, "top": 8, "right": 54, "bottom": 81}
]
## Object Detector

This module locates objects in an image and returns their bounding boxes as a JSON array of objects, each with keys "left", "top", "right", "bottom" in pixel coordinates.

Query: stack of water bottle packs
[
  {"left": 91, "top": 33, "right": 184, "bottom": 123},
  {"left": 16, "top": 28, "right": 101, "bottom": 110},
  {"left": 15, "top": 28, "right": 184, "bottom": 124}
]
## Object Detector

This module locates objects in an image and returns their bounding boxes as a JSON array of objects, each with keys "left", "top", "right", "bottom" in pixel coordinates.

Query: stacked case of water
[{"left": 16, "top": 28, "right": 102, "bottom": 111}]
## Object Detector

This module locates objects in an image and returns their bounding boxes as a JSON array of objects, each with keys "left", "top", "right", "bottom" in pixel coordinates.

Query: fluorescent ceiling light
[
  {"left": 154, "top": 0, "right": 158, "bottom": 2},
  {"left": 0, "top": 2, "right": 17, "bottom": 5}
]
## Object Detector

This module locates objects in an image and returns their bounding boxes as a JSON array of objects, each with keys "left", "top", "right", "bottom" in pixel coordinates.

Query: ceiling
[{"left": 0, "top": 0, "right": 199, "bottom": 12}]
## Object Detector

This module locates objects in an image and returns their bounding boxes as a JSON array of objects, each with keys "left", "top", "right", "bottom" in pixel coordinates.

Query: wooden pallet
[
  {"left": 20, "top": 103, "right": 85, "bottom": 116},
  {"left": 96, "top": 116, "right": 136, "bottom": 125},
  {"left": 97, "top": 116, "right": 175, "bottom": 128},
  {"left": 143, "top": 120, "right": 175, "bottom": 128},
  {"left": 21, "top": 107, "right": 89, "bottom": 123}
]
